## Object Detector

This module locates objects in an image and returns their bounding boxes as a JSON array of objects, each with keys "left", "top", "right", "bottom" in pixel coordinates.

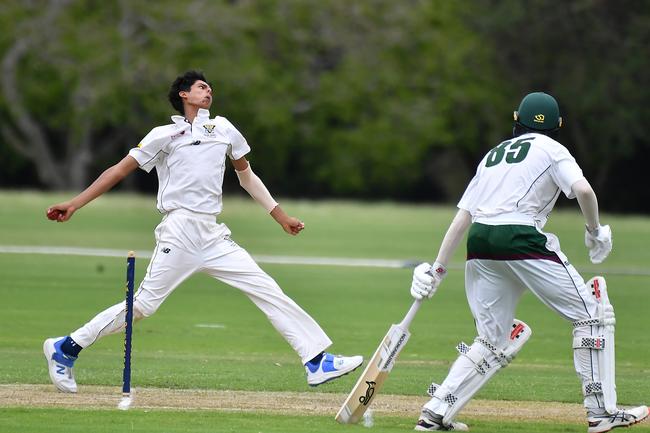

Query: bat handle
[{"left": 399, "top": 299, "right": 422, "bottom": 329}]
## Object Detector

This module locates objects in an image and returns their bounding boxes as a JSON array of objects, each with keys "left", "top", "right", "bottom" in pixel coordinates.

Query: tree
[
  {"left": 466, "top": 0, "right": 650, "bottom": 211},
  {"left": 0, "top": 1, "right": 184, "bottom": 190}
]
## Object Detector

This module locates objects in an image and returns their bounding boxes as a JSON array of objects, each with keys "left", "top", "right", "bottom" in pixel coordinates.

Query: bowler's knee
[{"left": 133, "top": 300, "right": 158, "bottom": 320}]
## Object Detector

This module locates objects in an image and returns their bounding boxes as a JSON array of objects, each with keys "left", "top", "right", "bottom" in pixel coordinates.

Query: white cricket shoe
[
  {"left": 305, "top": 353, "right": 363, "bottom": 386},
  {"left": 43, "top": 337, "right": 77, "bottom": 393},
  {"left": 587, "top": 406, "right": 648, "bottom": 433},
  {"left": 415, "top": 409, "right": 469, "bottom": 431}
]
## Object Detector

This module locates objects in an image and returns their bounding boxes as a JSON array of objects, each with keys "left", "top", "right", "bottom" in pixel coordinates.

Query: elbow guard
[{"left": 235, "top": 164, "right": 279, "bottom": 213}]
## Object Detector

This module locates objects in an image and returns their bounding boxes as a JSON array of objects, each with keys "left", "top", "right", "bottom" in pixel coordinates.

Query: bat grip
[{"left": 399, "top": 299, "right": 422, "bottom": 329}]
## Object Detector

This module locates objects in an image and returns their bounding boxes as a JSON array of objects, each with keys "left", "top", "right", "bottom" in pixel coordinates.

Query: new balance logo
[
  {"left": 56, "top": 365, "right": 66, "bottom": 375},
  {"left": 161, "top": 248, "right": 171, "bottom": 254}
]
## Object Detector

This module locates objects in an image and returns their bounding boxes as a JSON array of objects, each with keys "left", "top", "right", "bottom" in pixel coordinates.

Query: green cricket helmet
[{"left": 513, "top": 92, "right": 563, "bottom": 131}]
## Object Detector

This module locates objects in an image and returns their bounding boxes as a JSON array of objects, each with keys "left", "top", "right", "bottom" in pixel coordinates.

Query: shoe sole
[
  {"left": 414, "top": 424, "right": 468, "bottom": 432},
  {"left": 43, "top": 338, "right": 77, "bottom": 394},
  {"left": 414, "top": 423, "right": 436, "bottom": 432},
  {"left": 308, "top": 359, "right": 364, "bottom": 387},
  {"left": 589, "top": 410, "right": 649, "bottom": 433}
]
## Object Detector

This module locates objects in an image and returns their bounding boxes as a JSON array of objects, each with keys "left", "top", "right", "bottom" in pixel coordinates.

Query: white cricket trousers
[
  {"left": 465, "top": 251, "right": 605, "bottom": 410},
  {"left": 71, "top": 209, "right": 332, "bottom": 364}
]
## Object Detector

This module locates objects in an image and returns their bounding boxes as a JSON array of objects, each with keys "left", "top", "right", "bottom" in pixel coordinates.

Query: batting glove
[
  {"left": 410, "top": 262, "right": 447, "bottom": 300},
  {"left": 585, "top": 224, "right": 612, "bottom": 264}
]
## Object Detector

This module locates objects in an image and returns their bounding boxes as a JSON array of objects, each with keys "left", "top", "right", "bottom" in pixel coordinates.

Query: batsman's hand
[
  {"left": 585, "top": 224, "right": 612, "bottom": 264},
  {"left": 410, "top": 262, "right": 447, "bottom": 300}
]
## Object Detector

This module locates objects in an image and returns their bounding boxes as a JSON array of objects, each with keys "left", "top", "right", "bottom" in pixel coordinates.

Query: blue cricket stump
[{"left": 118, "top": 251, "right": 135, "bottom": 410}]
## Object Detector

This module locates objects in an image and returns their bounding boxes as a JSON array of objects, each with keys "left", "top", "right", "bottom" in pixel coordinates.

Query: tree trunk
[{"left": 0, "top": 0, "right": 74, "bottom": 190}]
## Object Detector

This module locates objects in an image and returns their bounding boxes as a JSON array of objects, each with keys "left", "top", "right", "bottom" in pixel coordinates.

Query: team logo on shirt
[
  {"left": 203, "top": 124, "right": 216, "bottom": 137},
  {"left": 533, "top": 114, "right": 545, "bottom": 123}
]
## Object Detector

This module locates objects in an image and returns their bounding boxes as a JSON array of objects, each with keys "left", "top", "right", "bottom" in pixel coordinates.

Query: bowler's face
[{"left": 181, "top": 80, "right": 212, "bottom": 110}]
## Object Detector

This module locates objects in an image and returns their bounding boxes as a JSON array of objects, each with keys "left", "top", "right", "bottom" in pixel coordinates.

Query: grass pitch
[{"left": 0, "top": 190, "right": 649, "bottom": 432}]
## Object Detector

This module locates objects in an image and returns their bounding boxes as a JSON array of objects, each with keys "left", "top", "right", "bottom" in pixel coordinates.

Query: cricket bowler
[{"left": 43, "top": 70, "right": 362, "bottom": 394}]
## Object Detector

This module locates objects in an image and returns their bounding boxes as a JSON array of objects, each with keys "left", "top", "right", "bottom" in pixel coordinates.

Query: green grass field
[{"left": 1, "top": 190, "right": 649, "bottom": 433}]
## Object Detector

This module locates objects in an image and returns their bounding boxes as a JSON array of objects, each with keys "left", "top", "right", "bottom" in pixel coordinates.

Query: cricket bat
[{"left": 335, "top": 299, "right": 422, "bottom": 424}]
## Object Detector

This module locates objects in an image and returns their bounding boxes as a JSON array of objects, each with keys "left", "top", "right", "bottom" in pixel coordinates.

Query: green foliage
[
  {"left": 0, "top": 2, "right": 649, "bottom": 210},
  {"left": 465, "top": 0, "right": 650, "bottom": 211}
]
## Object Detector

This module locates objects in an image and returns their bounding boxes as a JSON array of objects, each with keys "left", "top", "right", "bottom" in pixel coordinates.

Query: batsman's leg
[
  {"left": 418, "top": 260, "right": 528, "bottom": 430},
  {"left": 419, "top": 319, "right": 531, "bottom": 431},
  {"left": 574, "top": 277, "right": 648, "bottom": 432},
  {"left": 511, "top": 255, "right": 648, "bottom": 432}
]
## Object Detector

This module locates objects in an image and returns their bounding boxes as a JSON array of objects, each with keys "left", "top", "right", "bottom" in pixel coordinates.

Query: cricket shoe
[
  {"left": 305, "top": 353, "right": 363, "bottom": 386},
  {"left": 587, "top": 406, "right": 649, "bottom": 433},
  {"left": 43, "top": 337, "right": 77, "bottom": 393},
  {"left": 415, "top": 409, "right": 469, "bottom": 431}
]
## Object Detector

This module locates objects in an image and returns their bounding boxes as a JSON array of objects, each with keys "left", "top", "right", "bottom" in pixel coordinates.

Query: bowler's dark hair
[{"left": 168, "top": 71, "right": 208, "bottom": 115}]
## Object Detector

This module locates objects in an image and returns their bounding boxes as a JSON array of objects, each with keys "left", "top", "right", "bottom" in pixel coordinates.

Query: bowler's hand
[
  {"left": 281, "top": 216, "right": 305, "bottom": 236},
  {"left": 46, "top": 202, "right": 77, "bottom": 222},
  {"left": 585, "top": 224, "right": 612, "bottom": 264},
  {"left": 410, "top": 262, "right": 447, "bottom": 300},
  {"left": 269, "top": 206, "right": 304, "bottom": 236}
]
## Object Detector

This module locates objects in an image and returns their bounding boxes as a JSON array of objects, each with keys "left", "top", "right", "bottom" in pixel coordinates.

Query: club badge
[{"left": 203, "top": 124, "right": 216, "bottom": 137}]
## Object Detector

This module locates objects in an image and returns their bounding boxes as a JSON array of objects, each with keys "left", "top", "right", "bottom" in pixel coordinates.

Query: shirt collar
[{"left": 170, "top": 108, "right": 212, "bottom": 125}]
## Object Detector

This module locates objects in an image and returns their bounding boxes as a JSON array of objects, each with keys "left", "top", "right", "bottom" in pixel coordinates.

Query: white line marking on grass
[
  {"left": 0, "top": 245, "right": 415, "bottom": 268},
  {"left": 195, "top": 324, "right": 226, "bottom": 329},
  {"left": 0, "top": 245, "right": 139, "bottom": 258},
  {"left": 254, "top": 254, "right": 417, "bottom": 268},
  {"left": 0, "top": 245, "right": 649, "bottom": 276}
]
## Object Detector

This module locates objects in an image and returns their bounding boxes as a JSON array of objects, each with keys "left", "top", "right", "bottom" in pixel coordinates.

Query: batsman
[{"left": 409, "top": 92, "right": 648, "bottom": 432}]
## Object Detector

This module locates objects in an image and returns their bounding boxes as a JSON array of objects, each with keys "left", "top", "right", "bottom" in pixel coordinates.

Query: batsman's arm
[
  {"left": 411, "top": 209, "right": 472, "bottom": 300},
  {"left": 572, "top": 178, "right": 600, "bottom": 232},
  {"left": 47, "top": 155, "right": 139, "bottom": 222},
  {"left": 434, "top": 209, "right": 472, "bottom": 266}
]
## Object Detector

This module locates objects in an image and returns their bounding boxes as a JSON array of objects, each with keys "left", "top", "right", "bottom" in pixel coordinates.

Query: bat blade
[{"left": 335, "top": 323, "right": 411, "bottom": 424}]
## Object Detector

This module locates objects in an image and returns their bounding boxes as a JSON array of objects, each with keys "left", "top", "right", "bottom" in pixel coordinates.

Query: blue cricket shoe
[
  {"left": 305, "top": 353, "right": 363, "bottom": 386},
  {"left": 43, "top": 336, "right": 78, "bottom": 393}
]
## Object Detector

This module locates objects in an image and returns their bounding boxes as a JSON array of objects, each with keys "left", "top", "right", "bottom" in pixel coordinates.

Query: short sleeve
[
  {"left": 457, "top": 155, "right": 486, "bottom": 214},
  {"left": 457, "top": 173, "right": 480, "bottom": 213},
  {"left": 222, "top": 118, "right": 251, "bottom": 160},
  {"left": 550, "top": 145, "right": 584, "bottom": 198},
  {"left": 128, "top": 127, "right": 170, "bottom": 173}
]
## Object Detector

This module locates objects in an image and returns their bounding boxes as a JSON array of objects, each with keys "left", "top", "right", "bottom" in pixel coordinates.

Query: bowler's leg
[
  {"left": 44, "top": 243, "right": 199, "bottom": 393},
  {"left": 203, "top": 241, "right": 362, "bottom": 385}
]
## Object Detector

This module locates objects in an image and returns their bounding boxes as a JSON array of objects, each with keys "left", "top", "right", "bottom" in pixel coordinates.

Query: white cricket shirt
[
  {"left": 128, "top": 109, "right": 251, "bottom": 215},
  {"left": 458, "top": 133, "right": 584, "bottom": 228}
]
